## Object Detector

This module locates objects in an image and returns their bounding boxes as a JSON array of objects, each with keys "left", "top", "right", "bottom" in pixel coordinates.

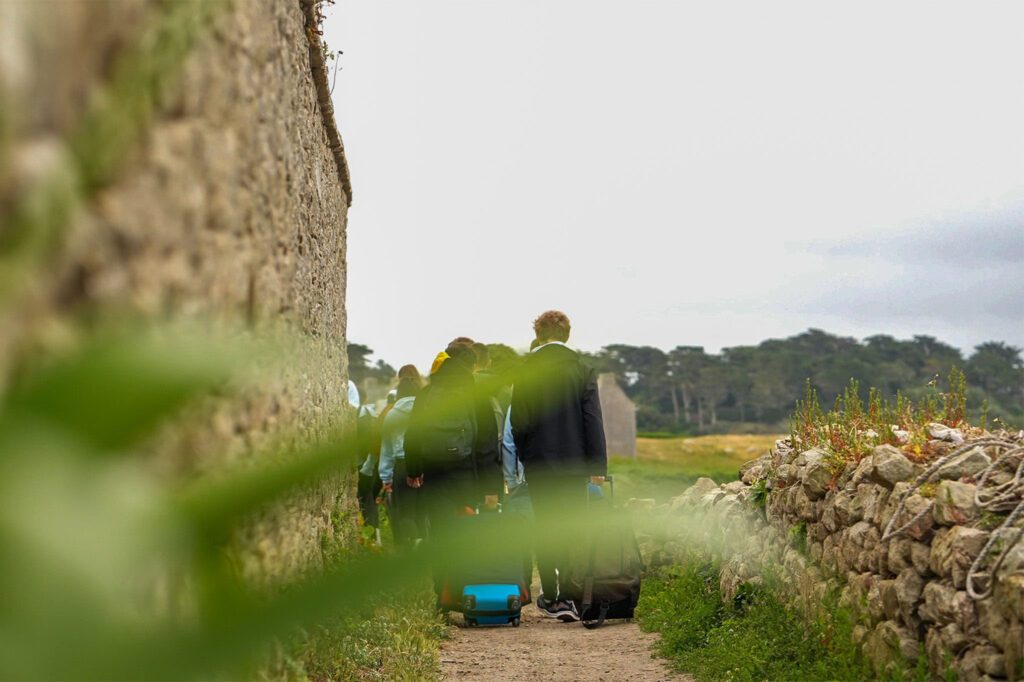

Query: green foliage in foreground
[
  {"left": 0, "top": 327, "right": 460, "bottom": 680},
  {"left": 270, "top": 584, "right": 447, "bottom": 681},
  {"left": 0, "top": 324, "right": 625, "bottom": 679},
  {"left": 637, "top": 561, "right": 875, "bottom": 682}
]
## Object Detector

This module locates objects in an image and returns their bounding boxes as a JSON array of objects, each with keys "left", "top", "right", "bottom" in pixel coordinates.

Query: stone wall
[
  {"left": 0, "top": 1, "right": 355, "bottom": 580},
  {"left": 660, "top": 432, "right": 1024, "bottom": 680}
]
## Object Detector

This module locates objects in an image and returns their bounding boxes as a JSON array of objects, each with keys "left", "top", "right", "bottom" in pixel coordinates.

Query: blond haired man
[{"left": 511, "top": 310, "right": 607, "bottom": 621}]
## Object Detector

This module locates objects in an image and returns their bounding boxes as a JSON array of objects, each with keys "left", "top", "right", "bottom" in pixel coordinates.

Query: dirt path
[{"left": 439, "top": 581, "right": 687, "bottom": 681}]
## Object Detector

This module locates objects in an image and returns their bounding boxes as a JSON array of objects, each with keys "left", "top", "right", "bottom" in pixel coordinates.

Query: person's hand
[
  {"left": 407, "top": 475, "right": 424, "bottom": 489},
  {"left": 382, "top": 482, "right": 393, "bottom": 494},
  {"left": 484, "top": 494, "right": 499, "bottom": 510},
  {"left": 589, "top": 475, "right": 606, "bottom": 485}
]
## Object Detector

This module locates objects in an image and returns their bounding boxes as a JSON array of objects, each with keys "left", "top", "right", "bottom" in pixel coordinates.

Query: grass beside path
[
  {"left": 637, "top": 561, "right": 887, "bottom": 682},
  {"left": 269, "top": 581, "right": 447, "bottom": 681},
  {"left": 610, "top": 434, "right": 779, "bottom": 504}
]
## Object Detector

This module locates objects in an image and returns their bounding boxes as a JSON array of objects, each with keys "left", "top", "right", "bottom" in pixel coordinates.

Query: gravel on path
[{"left": 439, "top": 582, "right": 687, "bottom": 681}]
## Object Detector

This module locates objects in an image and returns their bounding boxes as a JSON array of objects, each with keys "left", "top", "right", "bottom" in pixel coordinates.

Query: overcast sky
[{"left": 323, "top": 1, "right": 1024, "bottom": 371}]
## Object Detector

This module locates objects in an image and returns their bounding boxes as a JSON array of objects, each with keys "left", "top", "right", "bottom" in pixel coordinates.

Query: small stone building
[{"left": 598, "top": 373, "right": 637, "bottom": 457}]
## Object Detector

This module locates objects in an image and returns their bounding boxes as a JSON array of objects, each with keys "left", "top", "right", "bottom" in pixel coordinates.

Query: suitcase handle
[{"left": 586, "top": 474, "right": 614, "bottom": 507}]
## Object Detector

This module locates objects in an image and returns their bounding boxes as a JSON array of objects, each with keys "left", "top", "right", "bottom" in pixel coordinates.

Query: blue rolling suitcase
[
  {"left": 462, "top": 583, "right": 523, "bottom": 627},
  {"left": 457, "top": 505, "right": 529, "bottom": 627}
]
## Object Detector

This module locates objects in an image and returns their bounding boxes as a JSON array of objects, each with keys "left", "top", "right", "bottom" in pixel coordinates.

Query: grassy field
[{"left": 609, "top": 434, "right": 780, "bottom": 503}]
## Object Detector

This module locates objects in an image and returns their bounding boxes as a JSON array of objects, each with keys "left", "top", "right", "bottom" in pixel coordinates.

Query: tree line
[{"left": 348, "top": 329, "right": 1023, "bottom": 434}]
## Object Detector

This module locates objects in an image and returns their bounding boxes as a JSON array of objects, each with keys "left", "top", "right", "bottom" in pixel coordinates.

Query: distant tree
[
  {"left": 346, "top": 342, "right": 395, "bottom": 387},
  {"left": 485, "top": 343, "right": 523, "bottom": 376},
  {"left": 668, "top": 346, "right": 710, "bottom": 426},
  {"left": 722, "top": 346, "right": 756, "bottom": 422},
  {"left": 909, "top": 335, "right": 963, "bottom": 381},
  {"left": 696, "top": 359, "right": 729, "bottom": 428},
  {"left": 748, "top": 365, "right": 792, "bottom": 421},
  {"left": 967, "top": 342, "right": 1024, "bottom": 411}
]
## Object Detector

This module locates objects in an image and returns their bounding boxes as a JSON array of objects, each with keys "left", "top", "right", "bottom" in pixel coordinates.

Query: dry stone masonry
[
  {"left": 659, "top": 430, "right": 1024, "bottom": 681},
  {"left": 1, "top": 1, "right": 354, "bottom": 582}
]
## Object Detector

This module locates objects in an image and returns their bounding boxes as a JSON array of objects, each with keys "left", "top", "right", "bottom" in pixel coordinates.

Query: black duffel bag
[{"left": 563, "top": 475, "right": 644, "bottom": 629}]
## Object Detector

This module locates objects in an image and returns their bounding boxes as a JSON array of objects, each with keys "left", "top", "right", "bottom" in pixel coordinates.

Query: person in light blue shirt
[
  {"left": 355, "top": 392, "right": 381, "bottom": 535},
  {"left": 358, "top": 400, "right": 381, "bottom": 479},
  {"left": 351, "top": 379, "right": 382, "bottom": 524},
  {"left": 378, "top": 367, "right": 423, "bottom": 545},
  {"left": 501, "top": 405, "right": 526, "bottom": 492},
  {"left": 347, "top": 380, "right": 360, "bottom": 409}
]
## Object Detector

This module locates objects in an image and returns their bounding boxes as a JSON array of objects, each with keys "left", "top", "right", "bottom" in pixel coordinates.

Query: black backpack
[
  {"left": 413, "top": 382, "right": 477, "bottom": 467},
  {"left": 563, "top": 476, "right": 644, "bottom": 629}
]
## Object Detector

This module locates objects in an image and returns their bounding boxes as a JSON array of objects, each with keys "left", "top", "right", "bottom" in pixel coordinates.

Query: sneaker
[{"left": 540, "top": 599, "right": 579, "bottom": 622}]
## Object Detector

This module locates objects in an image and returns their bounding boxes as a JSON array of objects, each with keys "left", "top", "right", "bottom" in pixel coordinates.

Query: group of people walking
[{"left": 351, "top": 310, "right": 608, "bottom": 621}]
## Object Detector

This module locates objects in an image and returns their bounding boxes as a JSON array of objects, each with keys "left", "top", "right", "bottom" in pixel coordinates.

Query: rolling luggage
[
  {"left": 564, "top": 475, "right": 644, "bottom": 629},
  {"left": 438, "top": 505, "right": 531, "bottom": 626},
  {"left": 462, "top": 583, "right": 523, "bottom": 627}
]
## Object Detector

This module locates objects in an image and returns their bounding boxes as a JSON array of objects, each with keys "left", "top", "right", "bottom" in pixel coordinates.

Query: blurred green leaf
[
  {"left": 173, "top": 431, "right": 355, "bottom": 545},
  {"left": 4, "top": 331, "right": 232, "bottom": 453}
]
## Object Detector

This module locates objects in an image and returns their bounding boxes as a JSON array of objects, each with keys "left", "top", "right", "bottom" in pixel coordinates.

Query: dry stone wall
[
  {"left": 1, "top": 1, "right": 354, "bottom": 581},
  {"left": 660, "top": 432, "right": 1024, "bottom": 681}
]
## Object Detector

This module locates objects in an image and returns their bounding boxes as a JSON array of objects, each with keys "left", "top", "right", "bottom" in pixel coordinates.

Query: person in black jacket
[
  {"left": 403, "top": 338, "right": 502, "bottom": 604},
  {"left": 511, "top": 310, "right": 607, "bottom": 621}
]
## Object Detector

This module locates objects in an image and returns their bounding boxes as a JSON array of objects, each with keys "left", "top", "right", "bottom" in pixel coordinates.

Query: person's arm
[
  {"left": 474, "top": 393, "right": 501, "bottom": 494},
  {"left": 510, "top": 378, "right": 529, "bottom": 455},
  {"left": 581, "top": 368, "right": 608, "bottom": 478},
  {"left": 403, "top": 394, "right": 425, "bottom": 481},
  {"left": 378, "top": 418, "right": 395, "bottom": 489}
]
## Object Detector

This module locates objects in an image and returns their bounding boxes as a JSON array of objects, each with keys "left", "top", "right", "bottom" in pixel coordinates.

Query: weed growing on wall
[{"left": 789, "top": 367, "right": 975, "bottom": 470}]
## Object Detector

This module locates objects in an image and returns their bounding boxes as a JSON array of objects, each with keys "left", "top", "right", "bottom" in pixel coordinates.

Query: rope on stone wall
[
  {"left": 879, "top": 437, "right": 1024, "bottom": 600},
  {"left": 966, "top": 499, "right": 1024, "bottom": 599},
  {"left": 974, "top": 443, "right": 1024, "bottom": 511},
  {"left": 880, "top": 438, "right": 1012, "bottom": 542},
  {"left": 966, "top": 442, "right": 1024, "bottom": 600},
  {"left": 299, "top": 0, "right": 353, "bottom": 207}
]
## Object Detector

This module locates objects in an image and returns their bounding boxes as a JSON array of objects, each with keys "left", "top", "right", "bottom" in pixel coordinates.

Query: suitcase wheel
[
  {"left": 511, "top": 617, "right": 520, "bottom": 627},
  {"left": 465, "top": 617, "right": 477, "bottom": 627}
]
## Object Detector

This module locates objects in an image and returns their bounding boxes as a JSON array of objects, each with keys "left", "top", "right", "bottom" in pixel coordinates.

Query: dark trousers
[
  {"left": 527, "top": 474, "right": 584, "bottom": 601},
  {"left": 357, "top": 471, "right": 381, "bottom": 528},
  {"left": 388, "top": 458, "right": 423, "bottom": 546},
  {"left": 421, "top": 471, "right": 480, "bottom": 605}
]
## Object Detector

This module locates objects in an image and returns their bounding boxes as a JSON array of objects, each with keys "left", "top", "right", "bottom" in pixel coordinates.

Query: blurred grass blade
[
  {"left": 174, "top": 429, "right": 356, "bottom": 544},
  {"left": 4, "top": 331, "right": 233, "bottom": 453}
]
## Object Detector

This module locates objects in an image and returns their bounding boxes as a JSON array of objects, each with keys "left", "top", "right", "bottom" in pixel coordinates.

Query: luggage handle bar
[{"left": 586, "top": 474, "right": 614, "bottom": 508}]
